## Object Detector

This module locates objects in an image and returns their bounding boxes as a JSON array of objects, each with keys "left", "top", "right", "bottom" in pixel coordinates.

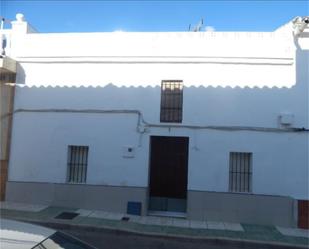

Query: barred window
[
  {"left": 229, "top": 152, "right": 252, "bottom": 193},
  {"left": 67, "top": 146, "right": 88, "bottom": 183},
  {"left": 160, "top": 80, "right": 183, "bottom": 123}
]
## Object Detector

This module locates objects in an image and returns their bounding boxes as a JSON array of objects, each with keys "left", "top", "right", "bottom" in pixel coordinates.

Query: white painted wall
[
  {"left": 16, "top": 62, "right": 295, "bottom": 88},
  {"left": 12, "top": 31, "right": 295, "bottom": 88},
  {"left": 8, "top": 112, "right": 308, "bottom": 199},
  {"left": 9, "top": 113, "right": 149, "bottom": 187},
  {"left": 7, "top": 17, "right": 309, "bottom": 200}
]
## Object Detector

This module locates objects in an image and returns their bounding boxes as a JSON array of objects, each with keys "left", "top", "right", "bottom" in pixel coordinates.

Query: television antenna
[{"left": 188, "top": 18, "right": 204, "bottom": 32}]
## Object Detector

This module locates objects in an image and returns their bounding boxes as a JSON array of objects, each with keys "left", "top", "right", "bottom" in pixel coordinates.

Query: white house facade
[{"left": 1, "top": 14, "right": 308, "bottom": 228}]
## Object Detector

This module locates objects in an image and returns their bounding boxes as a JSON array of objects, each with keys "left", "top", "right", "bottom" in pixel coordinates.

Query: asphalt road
[{"left": 60, "top": 228, "right": 248, "bottom": 249}]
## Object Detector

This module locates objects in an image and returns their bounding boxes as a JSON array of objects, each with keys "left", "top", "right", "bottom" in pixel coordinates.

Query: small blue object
[{"left": 127, "top": 201, "right": 142, "bottom": 216}]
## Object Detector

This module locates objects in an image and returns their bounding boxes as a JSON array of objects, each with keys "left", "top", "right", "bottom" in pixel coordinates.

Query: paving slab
[
  {"left": 207, "top": 221, "right": 225, "bottom": 230},
  {"left": 144, "top": 216, "right": 163, "bottom": 225},
  {"left": 224, "top": 222, "right": 244, "bottom": 232},
  {"left": 171, "top": 218, "right": 190, "bottom": 228},
  {"left": 76, "top": 209, "right": 93, "bottom": 217},
  {"left": 135, "top": 216, "right": 150, "bottom": 224},
  {"left": 88, "top": 210, "right": 110, "bottom": 219},
  {"left": 159, "top": 217, "right": 174, "bottom": 226},
  {"left": 103, "top": 212, "right": 124, "bottom": 221},
  {"left": 125, "top": 215, "right": 142, "bottom": 223},
  {"left": 0, "top": 201, "right": 48, "bottom": 212},
  {"left": 190, "top": 220, "right": 207, "bottom": 229},
  {"left": 276, "top": 226, "right": 309, "bottom": 238}
]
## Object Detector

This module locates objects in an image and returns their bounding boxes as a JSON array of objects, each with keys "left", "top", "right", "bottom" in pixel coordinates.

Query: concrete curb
[{"left": 14, "top": 218, "right": 308, "bottom": 249}]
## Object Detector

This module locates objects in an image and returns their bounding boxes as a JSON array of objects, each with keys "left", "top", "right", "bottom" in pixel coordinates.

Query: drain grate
[{"left": 55, "top": 212, "right": 79, "bottom": 220}]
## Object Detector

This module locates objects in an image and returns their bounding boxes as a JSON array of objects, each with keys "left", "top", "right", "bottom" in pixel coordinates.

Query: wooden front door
[{"left": 149, "top": 136, "right": 189, "bottom": 213}]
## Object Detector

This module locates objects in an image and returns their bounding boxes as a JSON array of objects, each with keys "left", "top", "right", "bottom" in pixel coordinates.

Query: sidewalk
[{"left": 0, "top": 201, "right": 308, "bottom": 248}]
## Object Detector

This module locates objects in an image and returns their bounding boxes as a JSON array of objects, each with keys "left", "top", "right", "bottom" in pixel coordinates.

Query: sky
[{"left": 0, "top": 0, "right": 308, "bottom": 33}]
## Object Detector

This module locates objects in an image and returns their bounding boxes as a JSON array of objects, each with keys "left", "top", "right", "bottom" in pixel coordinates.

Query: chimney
[{"left": 11, "top": 13, "right": 37, "bottom": 34}]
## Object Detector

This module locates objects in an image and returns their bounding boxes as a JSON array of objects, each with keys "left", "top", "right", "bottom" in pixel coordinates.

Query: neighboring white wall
[{"left": 7, "top": 18, "right": 309, "bottom": 200}]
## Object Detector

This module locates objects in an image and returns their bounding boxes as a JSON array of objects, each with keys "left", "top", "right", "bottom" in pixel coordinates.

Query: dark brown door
[{"left": 149, "top": 136, "right": 189, "bottom": 212}]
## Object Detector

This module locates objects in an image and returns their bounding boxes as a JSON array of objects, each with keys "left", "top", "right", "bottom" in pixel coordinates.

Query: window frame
[
  {"left": 66, "top": 145, "right": 89, "bottom": 184},
  {"left": 228, "top": 152, "right": 252, "bottom": 193},
  {"left": 160, "top": 80, "right": 184, "bottom": 123}
]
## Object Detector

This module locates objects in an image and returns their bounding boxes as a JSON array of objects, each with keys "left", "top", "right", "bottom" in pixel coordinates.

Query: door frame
[{"left": 147, "top": 135, "right": 189, "bottom": 215}]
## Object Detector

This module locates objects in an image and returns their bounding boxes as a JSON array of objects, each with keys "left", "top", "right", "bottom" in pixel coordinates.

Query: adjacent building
[{"left": 1, "top": 14, "right": 308, "bottom": 228}]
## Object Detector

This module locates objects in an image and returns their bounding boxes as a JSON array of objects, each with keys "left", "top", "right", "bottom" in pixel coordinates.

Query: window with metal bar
[
  {"left": 229, "top": 152, "right": 252, "bottom": 193},
  {"left": 160, "top": 80, "right": 183, "bottom": 123},
  {"left": 67, "top": 146, "right": 88, "bottom": 183}
]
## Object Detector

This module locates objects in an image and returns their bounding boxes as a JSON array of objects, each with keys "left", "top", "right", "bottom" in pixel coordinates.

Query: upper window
[
  {"left": 160, "top": 80, "right": 183, "bottom": 123},
  {"left": 229, "top": 152, "right": 252, "bottom": 193},
  {"left": 67, "top": 145, "right": 89, "bottom": 183}
]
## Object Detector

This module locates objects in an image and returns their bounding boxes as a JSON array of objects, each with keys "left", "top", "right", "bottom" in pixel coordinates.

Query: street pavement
[
  {"left": 0, "top": 201, "right": 308, "bottom": 249},
  {"left": 61, "top": 226, "right": 256, "bottom": 249}
]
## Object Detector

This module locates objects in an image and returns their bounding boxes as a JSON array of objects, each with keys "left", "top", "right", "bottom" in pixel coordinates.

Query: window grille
[
  {"left": 67, "top": 146, "right": 88, "bottom": 183},
  {"left": 229, "top": 152, "right": 252, "bottom": 193},
  {"left": 160, "top": 80, "right": 183, "bottom": 123}
]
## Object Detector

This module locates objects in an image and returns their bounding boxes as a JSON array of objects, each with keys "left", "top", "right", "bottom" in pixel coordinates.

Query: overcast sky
[{"left": 1, "top": 0, "right": 308, "bottom": 32}]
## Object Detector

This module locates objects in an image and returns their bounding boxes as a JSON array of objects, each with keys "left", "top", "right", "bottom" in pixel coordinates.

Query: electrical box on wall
[
  {"left": 279, "top": 113, "right": 294, "bottom": 126},
  {"left": 122, "top": 146, "right": 135, "bottom": 158}
]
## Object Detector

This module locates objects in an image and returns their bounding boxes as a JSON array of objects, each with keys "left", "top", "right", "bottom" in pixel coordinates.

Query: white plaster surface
[
  {"left": 8, "top": 111, "right": 309, "bottom": 199},
  {"left": 4, "top": 17, "right": 309, "bottom": 201},
  {"left": 4, "top": 18, "right": 303, "bottom": 88}
]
